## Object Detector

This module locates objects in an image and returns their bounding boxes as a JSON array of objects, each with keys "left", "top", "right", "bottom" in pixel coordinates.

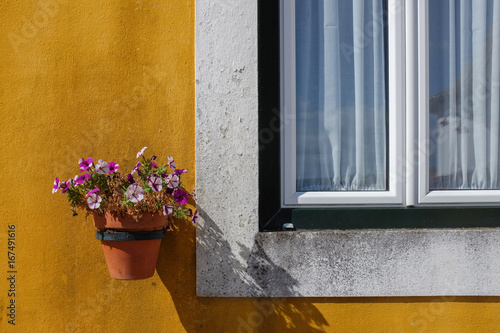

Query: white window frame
[
  {"left": 281, "top": 0, "right": 404, "bottom": 207},
  {"left": 282, "top": 0, "right": 500, "bottom": 207},
  {"left": 416, "top": 0, "right": 500, "bottom": 205}
]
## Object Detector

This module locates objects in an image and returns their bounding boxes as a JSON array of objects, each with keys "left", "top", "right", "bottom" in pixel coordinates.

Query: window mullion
[{"left": 405, "top": 0, "right": 418, "bottom": 206}]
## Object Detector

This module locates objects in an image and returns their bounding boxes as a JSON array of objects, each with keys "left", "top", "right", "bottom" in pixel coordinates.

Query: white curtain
[
  {"left": 431, "top": 0, "right": 500, "bottom": 189},
  {"left": 296, "top": 0, "right": 387, "bottom": 191}
]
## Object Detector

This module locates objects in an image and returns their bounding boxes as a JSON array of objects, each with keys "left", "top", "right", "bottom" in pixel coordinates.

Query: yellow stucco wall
[{"left": 1, "top": 1, "right": 500, "bottom": 332}]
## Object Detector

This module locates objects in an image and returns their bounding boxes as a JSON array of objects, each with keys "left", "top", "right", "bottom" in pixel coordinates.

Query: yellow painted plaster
[{"left": 1, "top": 1, "right": 499, "bottom": 332}]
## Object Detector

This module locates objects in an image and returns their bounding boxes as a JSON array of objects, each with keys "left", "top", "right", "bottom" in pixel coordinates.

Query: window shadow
[
  {"left": 156, "top": 206, "right": 330, "bottom": 332},
  {"left": 156, "top": 206, "right": 500, "bottom": 332}
]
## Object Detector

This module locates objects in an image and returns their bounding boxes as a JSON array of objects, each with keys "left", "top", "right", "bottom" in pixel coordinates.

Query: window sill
[{"left": 198, "top": 222, "right": 500, "bottom": 297}]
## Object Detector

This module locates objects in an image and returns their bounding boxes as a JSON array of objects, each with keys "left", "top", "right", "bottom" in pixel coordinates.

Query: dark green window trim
[
  {"left": 258, "top": 0, "right": 500, "bottom": 232},
  {"left": 258, "top": 0, "right": 282, "bottom": 230},
  {"left": 292, "top": 207, "right": 500, "bottom": 230}
]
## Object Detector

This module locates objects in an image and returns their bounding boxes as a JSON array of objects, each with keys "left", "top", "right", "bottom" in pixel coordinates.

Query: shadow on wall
[{"left": 156, "top": 206, "right": 329, "bottom": 332}]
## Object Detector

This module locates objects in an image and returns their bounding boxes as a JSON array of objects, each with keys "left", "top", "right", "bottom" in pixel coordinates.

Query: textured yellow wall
[{"left": 1, "top": 1, "right": 500, "bottom": 332}]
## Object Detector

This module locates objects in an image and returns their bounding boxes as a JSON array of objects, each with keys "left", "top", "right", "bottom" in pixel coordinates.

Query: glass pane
[
  {"left": 429, "top": 0, "right": 500, "bottom": 190},
  {"left": 295, "top": 0, "right": 388, "bottom": 192}
]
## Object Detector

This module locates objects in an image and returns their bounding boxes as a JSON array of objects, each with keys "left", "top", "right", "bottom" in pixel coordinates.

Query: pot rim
[{"left": 93, "top": 212, "right": 167, "bottom": 232}]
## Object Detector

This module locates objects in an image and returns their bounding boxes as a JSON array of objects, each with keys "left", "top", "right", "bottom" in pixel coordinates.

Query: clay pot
[{"left": 93, "top": 213, "right": 167, "bottom": 280}]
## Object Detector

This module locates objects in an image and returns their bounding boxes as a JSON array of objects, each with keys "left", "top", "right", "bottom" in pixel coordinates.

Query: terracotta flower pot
[{"left": 93, "top": 213, "right": 167, "bottom": 280}]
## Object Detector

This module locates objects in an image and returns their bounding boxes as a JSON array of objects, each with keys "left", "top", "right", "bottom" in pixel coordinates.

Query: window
[
  {"left": 281, "top": 0, "right": 500, "bottom": 207},
  {"left": 418, "top": 0, "right": 500, "bottom": 204},
  {"left": 197, "top": 0, "right": 500, "bottom": 297},
  {"left": 282, "top": 0, "right": 403, "bottom": 206}
]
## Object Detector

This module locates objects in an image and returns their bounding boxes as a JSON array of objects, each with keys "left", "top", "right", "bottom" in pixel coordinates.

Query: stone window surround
[{"left": 195, "top": 0, "right": 500, "bottom": 297}]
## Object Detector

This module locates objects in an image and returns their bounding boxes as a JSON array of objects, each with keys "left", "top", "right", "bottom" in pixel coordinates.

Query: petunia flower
[
  {"left": 87, "top": 188, "right": 100, "bottom": 196},
  {"left": 163, "top": 205, "right": 174, "bottom": 215},
  {"left": 87, "top": 193, "right": 102, "bottom": 209},
  {"left": 60, "top": 181, "right": 70, "bottom": 194},
  {"left": 95, "top": 160, "right": 110, "bottom": 174},
  {"left": 151, "top": 161, "right": 158, "bottom": 168},
  {"left": 108, "top": 162, "right": 119, "bottom": 173},
  {"left": 189, "top": 189, "right": 197, "bottom": 200},
  {"left": 52, "top": 177, "right": 60, "bottom": 193},
  {"left": 173, "top": 188, "right": 189, "bottom": 205},
  {"left": 126, "top": 173, "right": 135, "bottom": 184},
  {"left": 167, "top": 156, "right": 176, "bottom": 169},
  {"left": 152, "top": 155, "right": 157, "bottom": 160},
  {"left": 136, "top": 147, "right": 148, "bottom": 158},
  {"left": 131, "top": 162, "right": 141, "bottom": 174},
  {"left": 192, "top": 210, "right": 198, "bottom": 225},
  {"left": 165, "top": 174, "right": 179, "bottom": 189},
  {"left": 76, "top": 173, "right": 91, "bottom": 185},
  {"left": 148, "top": 175, "right": 163, "bottom": 192},
  {"left": 79, "top": 158, "right": 94, "bottom": 172},
  {"left": 174, "top": 169, "right": 187, "bottom": 176},
  {"left": 125, "top": 184, "right": 144, "bottom": 203}
]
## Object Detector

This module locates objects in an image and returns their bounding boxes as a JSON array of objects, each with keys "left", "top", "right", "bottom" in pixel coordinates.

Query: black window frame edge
[
  {"left": 258, "top": 0, "right": 500, "bottom": 232},
  {"left": 258, "top": 0, "right": 288, "bottom": 231}
]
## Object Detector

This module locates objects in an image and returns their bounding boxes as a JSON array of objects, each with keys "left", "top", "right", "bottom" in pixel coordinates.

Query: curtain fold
[
  {"left": 323, "top": 0, "right": 343, "bottom": 189},
  {"left": 490, "top": 0, "right": 500, "bottom": 188},
  {"left": 471, "top": 0, "right": 488, "bottom": 189}
]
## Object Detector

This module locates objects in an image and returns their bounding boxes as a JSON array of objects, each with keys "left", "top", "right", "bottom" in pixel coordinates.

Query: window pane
[
  {"left": 429, "top": 0, "right": 500, "bottom": 190},
  {"left": 295, "top": 0, "right": 388, "bottom": 192}
]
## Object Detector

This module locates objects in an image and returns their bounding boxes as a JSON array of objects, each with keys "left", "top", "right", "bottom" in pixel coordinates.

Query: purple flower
[
  {"left": 173, "top": 188, "right": 189, "bottom": 205},
  {"left": 174, "top": 169, "right": 187, "bottom": 176},
  {"left": 79, "top": 158, "right": 94, "bottom": 172},
  {"left": 86, "top": 188, "right": 100, "bottom": 196},
  {"left": 60, "top": 181, "right": 70, "bottom": 194},
  {"left": 108, "top": 162, "right": 119, "bottom": 173},
  {"left": 192, "top": 210, "right": 198, "bottom": 225},
  {"left": 87, "top": 193, "right": 102, "bottom": 209},
  {"left": 52, "top": 177, "right": 60, "bottom": 193},
  {"left": 152, "top": 155, "right": 157, "bottom": 160},
  {"left": 163, "top": 205, "right": 174, "bottom": 215},
  {"left": 165, "top": 174, "right": 179, "bottom": 189},
  {"left": 127, "top": 173, "right": 135, "bottom": 184},
  {"left": 167, "top": 156, "right": 176, "bottom": 169},
  {"left": 189, "top": 189, "right": 197, "bottom": 200},
  {"left": 148, "top": 175, "right": 163, "bottom": 192},
  {"left": 151, "top": 161, "right": 158, "bottom": 168},
  {"left": 125, "top": 184, "right": 144, "bottom": 203},
  {"left": 76, "top": 174, "right": 90, "bottom": 185},
  {"left": 136, "top": 147, "right": 148, "bottom": 158},
  {"left": 131, "top": 162, "right": 141, "bottom": 174},
  {"left": 95, "top": 159, "right": 110, "bottom": 174}
]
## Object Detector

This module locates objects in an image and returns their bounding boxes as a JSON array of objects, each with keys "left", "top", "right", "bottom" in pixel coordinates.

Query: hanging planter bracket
[{"left": 96, "top": 229, "right": 166, "bottom": 241}]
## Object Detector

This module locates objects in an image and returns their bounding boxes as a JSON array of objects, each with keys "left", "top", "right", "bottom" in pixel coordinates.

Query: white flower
[
  {"left": 148, "top": 175, "right": 163, "bottom": 192},
  {"left": 167, "top": 156, "right": 176, "bottom": 169},
  {"left": 52, "top": 177, "right": 60, "bottom": 193},
  {"left": 95, "top": 159, "right": 109, "bottom": 174},
  {"left": 163, "top": 205, "right": 174, "bottom": 215},
  {"left": 87, "top": 193, "right": 102, "bottom": 209},
  {"left": 136, "top": 147, "right": 148, "bottom": 158},
  {"left": 165, "top": 174, "right": 179, "bottom": 189},
  {"left": 125, "top": 184, "right": 144, "bottom": 203}
]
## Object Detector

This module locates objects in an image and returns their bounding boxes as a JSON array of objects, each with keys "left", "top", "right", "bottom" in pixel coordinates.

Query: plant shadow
[{"left": 156, "top": 206, "right": 330, "bottom": 332}]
